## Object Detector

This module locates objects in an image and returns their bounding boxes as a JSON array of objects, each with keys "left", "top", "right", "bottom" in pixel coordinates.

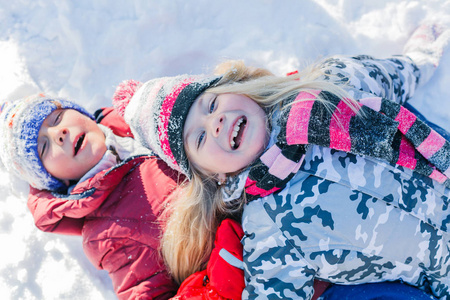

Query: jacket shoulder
[{"left": 94, "top": 107, "right": 134, "bottom": 138}]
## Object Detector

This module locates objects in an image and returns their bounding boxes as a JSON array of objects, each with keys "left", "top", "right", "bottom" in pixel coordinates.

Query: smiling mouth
[
  {"left": 74, "top": 134, "right": 85, "bottom": 156},
  {"left": 230, "top": 117, "right": 247, "bottom": 149}
]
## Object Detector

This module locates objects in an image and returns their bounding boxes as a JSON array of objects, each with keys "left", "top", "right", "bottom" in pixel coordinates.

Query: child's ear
[{"left": 62, "top": 179, "right": 71, "bottom": 186}]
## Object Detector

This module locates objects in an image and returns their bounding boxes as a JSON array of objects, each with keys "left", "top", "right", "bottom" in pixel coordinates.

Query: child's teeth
[
  {"left": 232, "top": 118, "right": 243, "bottom": 137},
  {"left": 231, "top": 117, "right": 244, "bottom": 148}
]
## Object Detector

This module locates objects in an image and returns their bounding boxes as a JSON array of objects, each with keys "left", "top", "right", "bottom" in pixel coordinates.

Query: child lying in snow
[
  {"left": 0, "top": 95, "right": 181, "bottom": 299},
  {"left": 116, "top": 23, "right": 450, "bottom": 300}
]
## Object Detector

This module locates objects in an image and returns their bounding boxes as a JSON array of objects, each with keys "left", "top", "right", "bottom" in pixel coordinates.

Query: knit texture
[
  {"left": 244, "top": 90, "right": 450, "bottom": 201},
  {"left": 112, "top": 79, "right": 143, "bottom": 117},
  {"left": 403, "top": 23, "right": 450, "bottom": 87},
  {"left": 0, "top": 94, "right": 93, "bottom": 192},
  {"left": 124, "top": 74, "right": 221, "bottom": 176}
]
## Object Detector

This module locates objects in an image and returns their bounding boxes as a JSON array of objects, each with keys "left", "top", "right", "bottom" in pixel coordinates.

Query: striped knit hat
[
  {"left": 0, "top": 94, "right": 93, "bottom": 192},
  {"left": 122, "top": 75, "right": 221, "bottom": 176}
]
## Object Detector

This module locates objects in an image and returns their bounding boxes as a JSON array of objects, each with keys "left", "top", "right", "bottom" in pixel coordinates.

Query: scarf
[{"left": 244, "top": 89, "right": 450, "bottom": 202}]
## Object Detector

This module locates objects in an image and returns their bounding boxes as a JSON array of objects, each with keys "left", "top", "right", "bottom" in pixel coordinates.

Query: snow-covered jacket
[
  {"left": 242, "top": 55, "right": 450, "bottom": 300},
  {"left": 27, "top": 107, "right": 181, "bottom": 299}
]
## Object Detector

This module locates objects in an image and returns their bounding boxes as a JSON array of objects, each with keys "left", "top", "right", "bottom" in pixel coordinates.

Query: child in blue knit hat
[
  {"left": 0, "top": 94, "right": 103, "bottom": 192},
  {"left": 0, "top": 94, "right": 186, "bottom": 299}
]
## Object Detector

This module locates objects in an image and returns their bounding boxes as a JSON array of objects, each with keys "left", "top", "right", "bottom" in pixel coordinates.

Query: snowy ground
[{"left": 0, "top": 1, "right": 449, "bottom": 299}]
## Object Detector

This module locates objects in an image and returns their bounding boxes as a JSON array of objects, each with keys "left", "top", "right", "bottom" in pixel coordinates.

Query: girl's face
[
  {"left": 37, "top": 109, "right": 107, "bottom": 185},
  {"left": 183, "top": 92, "right": 269, "bottom": 180}
]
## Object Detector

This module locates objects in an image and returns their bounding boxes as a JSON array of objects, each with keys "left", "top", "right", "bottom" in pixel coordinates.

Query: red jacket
[{"left": 27, "top": 107, "right": 181, "bottom": 299}]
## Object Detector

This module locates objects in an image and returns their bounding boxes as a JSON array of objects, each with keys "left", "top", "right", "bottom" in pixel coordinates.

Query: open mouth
[
  {"left": 230, "top": 116, "right": 247, "bottom": 150},
  {"left": 74, "top": 133, "right": 85, "bottom": 156}
]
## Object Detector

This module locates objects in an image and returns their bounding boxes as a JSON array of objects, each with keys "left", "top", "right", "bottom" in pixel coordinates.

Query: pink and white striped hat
[{"left": 117, "top": 75, "right": 221, "bottom": 176}]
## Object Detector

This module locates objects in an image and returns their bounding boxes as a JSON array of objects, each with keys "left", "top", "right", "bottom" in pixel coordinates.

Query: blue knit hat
[{"left": 0, "top": 94, "right": 93, "bottom": 192}]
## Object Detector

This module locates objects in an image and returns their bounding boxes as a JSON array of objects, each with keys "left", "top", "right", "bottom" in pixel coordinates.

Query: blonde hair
[
  {"left": 162, "top": 59, "right": 359, "bottom": 283},
  {"left": 161, "top": 167, "right": 245, "bottom": 284}
]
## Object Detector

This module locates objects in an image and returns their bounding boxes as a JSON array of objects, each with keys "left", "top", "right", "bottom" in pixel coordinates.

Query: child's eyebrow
[
  {"left": 184, "top": 136, "right": 192, "bottom": 154},
  {"left": 37, "top": 137, "right": 46, "bottom": 158},
  {"left": 184, "top": 125, "right": 198, "bottom": 156},
  {"left": 183, "top": 119, "right": 195, "bottom": 154},
  {"left": 197, "top": 94, "right": 206, "bottom": 109},
  {"left": 44, "top": 110, "right": 58, "bottom": 125},
  {"left": 183, "top": 98, "right": 205, "bottom": 153}
]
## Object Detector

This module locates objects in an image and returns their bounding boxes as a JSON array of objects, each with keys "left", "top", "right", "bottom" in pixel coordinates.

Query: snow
[{"left": 0, "top": 1, "right": 449, "bottom": 299}]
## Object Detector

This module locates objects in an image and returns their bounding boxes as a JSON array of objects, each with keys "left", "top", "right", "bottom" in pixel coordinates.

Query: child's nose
[
  {"left": 210, "top": 115, "right": 224, "bottom": 138},
  {"left": 54, "top": 127, "right": 68, "bottom": 145}
]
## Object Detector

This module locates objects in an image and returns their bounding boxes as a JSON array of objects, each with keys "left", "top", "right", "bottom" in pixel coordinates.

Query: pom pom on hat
[
  {"left": 0, "top": 94, "right": 93, "bottom": 192},
  {"left": 112, "top": 79, "right": 142, "bottom": 117},
  {"left": 124, "top": 74, "right": 221, "bottom": 177}
]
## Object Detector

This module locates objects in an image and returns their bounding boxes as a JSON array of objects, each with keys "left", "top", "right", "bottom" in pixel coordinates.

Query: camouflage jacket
[{"left": 242, "top": 55, "right": 450, "bottom": 300}]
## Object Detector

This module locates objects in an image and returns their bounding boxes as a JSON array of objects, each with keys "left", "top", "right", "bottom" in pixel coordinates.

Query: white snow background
[{"left": 0, "top": 1, "right": 449, "bottom": 299}]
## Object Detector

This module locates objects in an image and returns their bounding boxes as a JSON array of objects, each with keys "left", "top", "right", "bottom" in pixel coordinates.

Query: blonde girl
[{"left": 119, "top": 25, "right": 450, "bottom": 300}]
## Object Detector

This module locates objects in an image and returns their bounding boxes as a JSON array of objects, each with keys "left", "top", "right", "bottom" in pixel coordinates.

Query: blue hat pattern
[{"left": 0, "top": 95, "right": 93, "bottom": 192}]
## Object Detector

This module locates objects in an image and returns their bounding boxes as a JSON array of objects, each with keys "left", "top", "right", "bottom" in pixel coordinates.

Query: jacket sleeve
[
  {"left": 27, "top": 187, "right": 85, "bottom": 235},
  {"left": 94, "top": 107, "right": 134, "bottom": 138},
  {"left": 173, "top": 219, "right": 245, "bottom": 300},
  {"left": 85, "top": 235, "right": 177, "bottom": 300},
  {"left": 317, "top": 55, "right": 421, "bottom": 105},
  {"left": 207, "top": 219, "right": 245, "bottom": 299},
  {"left": 242, "top": 200, "right": 316, "bottom": 300}
]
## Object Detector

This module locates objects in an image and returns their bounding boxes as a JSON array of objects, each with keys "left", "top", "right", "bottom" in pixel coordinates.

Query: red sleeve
[
  {"left": 171, "top": 270, "right": 210, "bottom": 300},
  {"left": 86, "top": 236, "right": 177, "bottom": 300},
  {"left": 26, "top": 170, "right": 120, "bottom": 236},
  {"left": 173, "top": 219, "right": 244, "bottom": 300},
  {"left": 94, "top": 107, "right": 134, "bottom": 138},
  {"left": 27, "top": 187, "right": 84, "bottom": 235},
  {"left": 207, "top": 219, "right": 245, "bottom": 299}
]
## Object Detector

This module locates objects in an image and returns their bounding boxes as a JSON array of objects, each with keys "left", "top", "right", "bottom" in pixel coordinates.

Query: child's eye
[
  {"left": 53, "top": 111, "right": 62, "bottom": 125},
  {"left": 209, "top": 97, "right": 217, "bottom": 113},
  {"left": 39, "top": 140, "right": 47, "bottom": 158},
  {"left": 197, "top": 131, "right": 205, "bottom": 149}
]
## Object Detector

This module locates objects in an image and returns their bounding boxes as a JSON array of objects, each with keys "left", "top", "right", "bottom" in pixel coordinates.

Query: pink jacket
[{"left": 27, "top": 107, "right": 181, "bottom": 299}]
